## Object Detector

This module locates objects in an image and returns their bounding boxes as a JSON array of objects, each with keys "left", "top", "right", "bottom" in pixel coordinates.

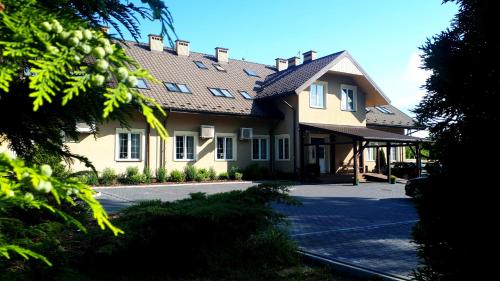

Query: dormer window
[
  {"left": 244, "top": 69, "right": 259, "bottom": 77},
  {"left": 341, "top": 84, "right": 357, "bottom": 112},
  {"left": 213, "top": 63, "right": 226, "bottom": 72}
]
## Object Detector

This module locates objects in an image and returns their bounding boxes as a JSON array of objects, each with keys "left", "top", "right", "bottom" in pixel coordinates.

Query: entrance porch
[{"left": 299, "top": 123, "right": 424, "bottom": 185}]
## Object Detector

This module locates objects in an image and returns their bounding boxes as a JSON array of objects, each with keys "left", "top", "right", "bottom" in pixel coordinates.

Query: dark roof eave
[
  {"left": 164, "top": 107, "right": 284, "bottom": 120},
  {"left": 366, "top": 123, "right": 424, "bottom": 130}
]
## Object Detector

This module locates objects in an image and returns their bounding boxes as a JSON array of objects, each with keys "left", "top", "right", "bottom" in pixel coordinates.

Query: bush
[
  {"left": 156, "top": 167, "right": 167, "bottom": 183},
  {"left": 234, "top": 172, "right": 243, "bottom": 181},
  {"left": 229, "top": 166, "right": 240, "bottom": 180},
  {"left": 143, "top": 167, "right": 152, "bottom": 184},
  {"left": 195, "top": 168, "right": 210, "bottom": 182},
  {"left": 75, "top": 170, "right": 99, "bottom": 186},
  {"left": 243, "top": 164, "right": 269, "bottom": 180},
  {"left": 100, "top": 168, "right": 117, "bottom": 185},
  {"left": 218, "top": 172, "right": 229, "bottom": 180},
  {"left": 392, "top": 162, "right": 418, "bottom": 179},
  {"left": 208, "top": 167, "right": 217, "bottom": 180},
  {"left": 118, "top": 166, "right": 145, "bottom": 185},
  {"left": 184, "top": 164, "right": 198, "bottom": 181},
  {"left": 169, "top": 169, "right": 185, "bottom": 182},
  {"left": 76, "top": 184, "right": 300, "bottom": 281}
]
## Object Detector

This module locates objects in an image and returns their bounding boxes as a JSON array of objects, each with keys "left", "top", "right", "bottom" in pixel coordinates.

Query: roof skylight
[
  {"left": 244, "top": 69, "right": 259, "bottom": 77},
  {"left": 194, "top": 61, "right": 208, "bottom": 69},
  {"left": 239, "top": 91, "right": 252, "bottom": 99},
  {"left": 164, "top": 82, "right": 191, "bottom": 94},
  {"left": 208, "top": 88, "right": 233, "bottom": 98},
  {"left": 213, "top": 63, "right": 226, "bottom": 72},
  {"left": 134, "top": 78, "right": 148, "bottom": 89},
  {"left": 375, "top": 106, "right": 393, "bottom": 114}
]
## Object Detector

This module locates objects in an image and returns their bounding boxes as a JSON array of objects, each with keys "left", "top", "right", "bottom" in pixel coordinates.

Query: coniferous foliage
[{"left": 412, "top": 0, "right": 499, "bottom": 280}]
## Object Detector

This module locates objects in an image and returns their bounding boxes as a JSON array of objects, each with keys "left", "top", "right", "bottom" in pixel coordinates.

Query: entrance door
[{"left": 310, "top": 138, "right": 327, "bottom": 173}]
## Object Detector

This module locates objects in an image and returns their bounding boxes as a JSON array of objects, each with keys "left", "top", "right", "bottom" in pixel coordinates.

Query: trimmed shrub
[
  {"left": 143, "top": 167, "right": 152, "bottom": 184},
  {"left": 75, "top": 171, "right": 99, "bottom": 186},
  {"left": 218, "top": 172, "right": 229, "bottom": 180},
  {"left": 208, "top": 167, "right": 217, "bottom": 180},
  {"left": 169, "top": 169, "right": 185, "bottom": 182},
  {"left": 234, "top": 172, "right": 243, "bottom": 181},
  {"left": 156, "top": 167, "right": 167, "bottom": 183},
  {"left": 100, "top": 168, "right": 117, "bottom": 185},
  {"left": 118, "top": 166, "right": 144, "bottom": 184},
  {"left": 229, "top": 166, "right": 240, "bottom": 180},
  {"left": 78, "top": 184, "right": 300, "bottom": 281},
  {"left": 184, "top": 164, "right": 198, "bottom": 181},
  {"left": 243, "top": 164, "right": 269, "bottom": 180},
  {"left": 195, "top": 168, "right": 209, "bottom": 182}
]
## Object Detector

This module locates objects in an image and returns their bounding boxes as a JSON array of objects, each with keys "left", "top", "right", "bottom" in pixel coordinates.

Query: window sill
[
  {"left": 215, "top": 159, "right": 236, "bottom": 162},
  {"left": 276, "top": 159, "right": 290, "bottom": 162},
  {"left": 310, "top": 106, "right": 326, "bottom": 109},
  {"left": 173, "top": 159, "right": 196, "bottom": 162},
  {"left": 115, "top": 159, "right": 142, "bottom": 162},
  {"left": 251, "top": 159, "right": 269, "bottom": 161}
]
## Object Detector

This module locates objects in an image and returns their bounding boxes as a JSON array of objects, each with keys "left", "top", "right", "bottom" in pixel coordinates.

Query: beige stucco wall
[
  {"left": 298, "top": 73, "right": 367, "bottom": 126},
  {"left": 271, "top": 95, "right": 297, "bottom": 173}
]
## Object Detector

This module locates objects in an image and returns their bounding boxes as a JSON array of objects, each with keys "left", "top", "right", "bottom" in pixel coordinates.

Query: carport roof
[{"left": 300, "top": 123, "right": 424, "bottom": 143}]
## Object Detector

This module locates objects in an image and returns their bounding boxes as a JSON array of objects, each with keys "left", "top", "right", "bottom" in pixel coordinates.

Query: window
[
  {"left": 208, "top": 88, "right": 233, "bottom": 98},
  {"left": 252, "top": 136, "right": 269, "bottom": 160},
  {"left": 341, "top": 84, "right": 357, "bottom": 111},
  {"left": 164, "top": 82, "right": 191, "bottom": 93},
  {"left": 213, "top": 63, "right": 226, "bottom": 72},
  {"left": 174, "top": 132, "right": 197, "bottom": 161},
  {"left": 375, "top": 106, "right": 393, "bottom": 114},
  {"left": 366, "top": 147, "right": 376, "bottom": 161},
  {"left": 194, "top": 61, "right": 208, "bottom": 69},
  {"left": 133, "top": 78, "right": 148, "bottom": 89},
  {"left": 215, "top": 134, "right": 236, "bottom": 161},
  {"left": 239, "top": 91, "right": 253, "bottom": 100},
  {"left": 244, "top": 69, "right": 259, "bottom": 77},
  {"left": 365, "top": 107, "right": 371, "bottom": 113},
  {"left": 390, "top": 147, "right": 397, "bottom": 161},
  {"left": 115, "top": 129, "right": 143, "bottom": 161},
  {"left": 276, "top": 135, "right": 290, "bottom": 161},
  {"left": 310, "top": 83, "right": 325, "bottom": 108}
]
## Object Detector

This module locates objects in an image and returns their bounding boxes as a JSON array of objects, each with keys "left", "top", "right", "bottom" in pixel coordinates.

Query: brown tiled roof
[
  {"left": 300, "top": 123, "right": 423, "bottom": 142},
  {"left": 366, "top": 105, "right": 419, "bottom": 128},
  {"left": 256, "top": 51, "right": 344, "bottom": 99},
  {"left": 120, "top": 41, "right": 279, "bottom": 118}
]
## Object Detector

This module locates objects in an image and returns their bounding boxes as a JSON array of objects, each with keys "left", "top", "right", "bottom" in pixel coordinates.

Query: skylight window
[
  {"left": 208, "top": 88, "right": 233, "bottom": 98},
  {"left": 209, "top": 88, "right": 224, "bottom": 97},
  {"left": 194, "top": 61, "right": 208, "bottom": 69},
  {"left": 365, "top": 107, "right": 371, "bottom": 113},
  {"left": 134, "top": 78, "right": 148, "bottom": 89},
  {"left": 213, "top": 63, "right": 226, "bottom": 72},
  {"left": 239, "top": 91, "right": 252, "bottom": 99},
  {"left": 244, "top": 69, "right": 259, "bottom": 77},
  {"left": 375, "top": 106, "right": 393, "bottom": 114},
  {"left": 164, "top": 82, "right": 191, "bottom": 94}
]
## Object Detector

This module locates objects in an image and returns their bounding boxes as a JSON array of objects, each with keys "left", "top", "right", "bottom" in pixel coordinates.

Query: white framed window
[
  {"left": 276, "top": 135, "right": 290, "bottom": 161},
  {"left": 366, "top": 147, "right": 376, "bottom": 161},
  {"left": 251, "top": 135, "right": 269, "bottom": 161},
  {"left": 215, "top": 133, "right": 237, "bottom": 161},
  {"left": 115, "top": 129, "right": 144, "bottom": 161},
  {"left": 341, "top": 84, "right": 357, "bottom": 112},
  {"left": 309, "top": 82, "right": 326, "bottom": 108},
  {"left": 173, "top": 131, "right": 198, "bottom": 161},
  {"left": 390, "top": 147, "right": 397, "bottom": 161}
]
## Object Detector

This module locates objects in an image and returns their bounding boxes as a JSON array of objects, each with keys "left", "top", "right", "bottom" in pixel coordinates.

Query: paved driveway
[
  {"left": 275, "top": 183, "right": 418, "bottom": 280},
  {"left": 95, "top": 182, "right": 418, "bottom": 280}
]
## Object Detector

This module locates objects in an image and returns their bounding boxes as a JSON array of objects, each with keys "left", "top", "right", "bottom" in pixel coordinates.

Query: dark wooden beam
[
  {"left": 386, "top": 142, "right": 392, "bottom": 183},
  {"left": 416, "top": 143, "right": 422, "bottom": 177},
  {"left": 353, "top": 141, "right": 358, "bottom": 186},
  {"left": 330, "top": 134, "right": 336, "bottom": 174}
]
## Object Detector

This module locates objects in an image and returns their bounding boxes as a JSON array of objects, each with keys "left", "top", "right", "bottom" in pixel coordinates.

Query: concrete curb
[
  {"left": 299, "top": 250, "right": 410, "bottom": 281},
  {"left": 91, "top": 181, "right": 254, "bottom": 189}
]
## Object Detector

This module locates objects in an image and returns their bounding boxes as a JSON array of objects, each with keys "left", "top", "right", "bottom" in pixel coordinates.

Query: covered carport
[{"left": 299, "top": 123, "right": 424, "bottom": 185}]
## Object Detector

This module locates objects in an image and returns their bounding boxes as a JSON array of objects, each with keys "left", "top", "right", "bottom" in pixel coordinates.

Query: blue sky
[{"left": 123, "top": 0, "right": 458, "bottom": 116}]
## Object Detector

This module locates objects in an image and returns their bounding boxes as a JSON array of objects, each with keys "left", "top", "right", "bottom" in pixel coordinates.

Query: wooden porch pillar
[
  {"left": 359, "top": 142, "right": 365, "bottom": 174},
  {"left": 300, "top": 128, "right": 305, "bottom": 179},
  {"left": 315, "top": 144, "right": 320, "bottom": 176},
  {"left": 386, "top": 142, "right": 392, "bottom": 183},
  {"left": 376, "top": 147, "right": 380, "bottom": 174},
  {"left": 416, "top": 142, "right": 422, "bottom": 177},
  {"left": 330, "top": 135, "right": 336, "bottom": 174},
  {"left": 353, "top": 140, "right": 358, "bottom": 186}
]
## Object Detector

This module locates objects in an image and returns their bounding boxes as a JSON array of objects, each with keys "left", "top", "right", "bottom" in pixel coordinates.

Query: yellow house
[{"left": 65, "top": 35, "right": 423, "bottom": 184}]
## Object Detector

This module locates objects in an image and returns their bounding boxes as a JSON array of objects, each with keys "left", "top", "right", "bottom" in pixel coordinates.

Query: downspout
[
  {"left": 145, "top": 122, "right": 150, "bottom": 170},
  {"left": 269, "top": 119, "right": 279, "bottom": 173},
  {"left": 281, "top": 99, "right": 297, "bottom": 174},
  {"left": 160, "top": 110, "right": 170, "bottom": 168}
]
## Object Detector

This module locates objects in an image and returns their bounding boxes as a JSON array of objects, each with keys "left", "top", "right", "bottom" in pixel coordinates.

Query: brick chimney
[
  {"left": 275, "top": 58, "right": 288, "bottom": 71},
  {"left": 215, "top": 47, "right": 229, "bottom": 63},
  {"left": 303, "top": 50, "right": 317, "bottom": 63},
  {"left": 148, "top": 34, "right": 163, "bottom": 52},
  {"left": 288, "top": 56, "right": 301, "bottom": 68},
  {"left": 176, "top": 40, "right": 190, "bottom": 56}
]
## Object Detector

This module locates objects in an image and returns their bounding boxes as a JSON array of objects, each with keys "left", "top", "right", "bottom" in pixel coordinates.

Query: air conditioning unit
[
  {"left": 200, "top": 125, "right": 215, "bottom": 138},
  {"left": 76, "top": 122, "right": 93, "bottom": 133},
  {"left": 240, "top": 127, "right": 253, "bottom": 140}
]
